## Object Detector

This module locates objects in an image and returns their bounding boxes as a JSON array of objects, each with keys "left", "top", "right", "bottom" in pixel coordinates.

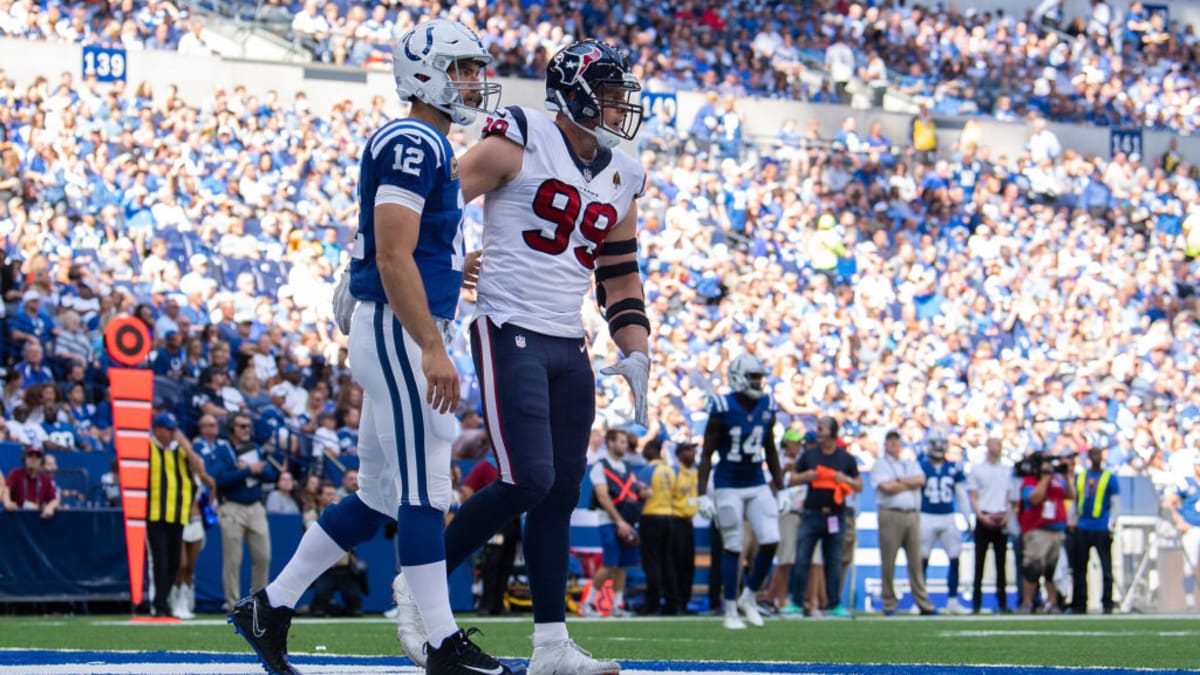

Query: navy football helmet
[{"left": 545, "top": 40, "right": 643, "bottom": 148}]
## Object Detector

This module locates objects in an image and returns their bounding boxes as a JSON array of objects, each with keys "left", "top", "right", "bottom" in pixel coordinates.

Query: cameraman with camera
[{"left": 1016, "top": 451, "right": 1076, "bottom": 613}]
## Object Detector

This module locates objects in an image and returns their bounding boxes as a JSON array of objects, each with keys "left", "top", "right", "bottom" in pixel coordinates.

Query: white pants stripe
[
  {"left": 474, "top": 318, "right": 514, "bottom": 484},
  {"left": 349, "top": 302, "right": 456, "bottom": 514}
]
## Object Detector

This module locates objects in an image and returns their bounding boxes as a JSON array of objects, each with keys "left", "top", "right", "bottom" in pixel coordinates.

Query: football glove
[
  {"left": 776, "top": 490, "right": 791, "bottom": 514},
  {"left": 600, "top": 351, "right": 650, "bottom": 427},
  {"left": 697, "top": 494, "right": 715, "bottom": 521},
  {"left": 331, "top": 266, "right": 355, "bottom": 335}
]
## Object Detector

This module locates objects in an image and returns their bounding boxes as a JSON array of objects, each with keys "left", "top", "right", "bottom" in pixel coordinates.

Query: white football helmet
[
  {"left": 393, "top": 19, "right": 500, "bottom": 126},
  {"left": 728, "top": 353, "right": 768, "bottom": 400}
]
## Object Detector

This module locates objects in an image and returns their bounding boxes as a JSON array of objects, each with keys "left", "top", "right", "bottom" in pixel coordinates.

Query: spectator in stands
[
  {"left": 153, "top": 330, "right": 185, "bottom": 378},
  {"left": 336, "top": 467, "right": 357, "bottom": 501},
  {"left": 910, "top": 104, "right": 937, "bottom": 160},
  {"left": 10, "top": 291, "right": 54, "bottom": 350},
  {"left": 14, "top": 340, "right": 53, "bottom": 390},
  {"left": 207, "top": 410, "right": 277, "bottom": 611},
  {"left": 873, "top": 429, "right": 935, "bottom": 616},
  {"left": 3, "top": 445, "right": 57, "bottom": 517},
  {"left": 266, "top": 471, "right": 301, "bottom": 515}
]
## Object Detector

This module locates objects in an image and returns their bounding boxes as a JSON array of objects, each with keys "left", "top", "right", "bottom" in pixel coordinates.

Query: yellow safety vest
[
  {"left": 149, "top": 439, "right": 193, "bottom": 525},
  {"left": 671, "top": 465, "right": 698, "bottom": 518},
  {"left": 912, "top": 117, "right": 937, "bottom": 151},
  {"left": 641, "top": 460, "right": 675, "bottom": 517},
  {"left": 1076, "top": 470, "right": 1112, "bottom": 519}
]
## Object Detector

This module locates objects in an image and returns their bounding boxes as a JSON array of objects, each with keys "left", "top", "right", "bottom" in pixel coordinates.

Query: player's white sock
[
  {"left": 404, "top": 560, "right": 458, "bottom": 649},
  {"left": 724, "top": 599, "right": 739, "bottom": 616},
  {"left": 614, "top": 591, "right": 624, "bottom": 609},
  {"left": 533, "top": 622, "right": 569, "bottom": 647},
  {"left": 265, "top": 524, "right": 346, "bottom": 609}
]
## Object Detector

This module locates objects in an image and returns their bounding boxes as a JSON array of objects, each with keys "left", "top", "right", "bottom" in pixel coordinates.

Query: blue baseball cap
[{"left": 152, "top": 412, "right": 178, "bottom": 430}]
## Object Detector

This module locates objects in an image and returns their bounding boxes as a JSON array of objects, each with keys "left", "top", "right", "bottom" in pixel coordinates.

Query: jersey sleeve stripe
[
  {"left": 368, "top": 120, "right": 405, "bottom": 159},
  {"left": 375, "top": 184, "right": 425, "bottom": 214},
  {"left": 507, "top": 105, "right": 529, "bottom": 145},
  {"left": 398, "top": 123, "right": 446, "bottom": 167}
]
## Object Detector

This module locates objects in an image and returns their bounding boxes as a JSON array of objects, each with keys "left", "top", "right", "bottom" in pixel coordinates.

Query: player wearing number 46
[
  {"left": 697, "top": 354, "right": 788, "bottom": 630},
  {"left": 918, "top": 433, "right": 973, "bottom": 615},
  {"left": 232, "top": 19, "right": 511, "bottom": 675},
  {"left": 394, "top": 39, "right": 647, "bottom": 675}
]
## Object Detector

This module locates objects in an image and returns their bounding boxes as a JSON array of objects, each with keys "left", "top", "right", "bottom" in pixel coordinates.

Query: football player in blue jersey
[
  {"left": 918, "top": 433, "right": 972, "bottom": 614},
  {"left": 230, "top": 19, "right": 508, "bottom": 675},
  {"left": 395, "top": 40, "right": 646, "bottom": 675},
  {"left": 696, "top": 354, "right": 788, "bottom": 630}
]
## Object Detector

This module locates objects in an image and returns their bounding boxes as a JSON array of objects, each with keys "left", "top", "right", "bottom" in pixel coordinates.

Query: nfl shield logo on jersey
[{"left": 515, "top": 335, "right": 526, "bottom": 349}]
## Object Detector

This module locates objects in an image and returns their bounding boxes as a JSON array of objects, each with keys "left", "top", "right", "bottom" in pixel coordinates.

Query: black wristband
[
  {"left": 598, "top": 238, "right": 637, "bottom": 256},
  {"left": 608, "top": 311, "right": 651, "bottom": 335},
  {"left": 594, "top": 260, "right": 640, "bottom": 282},
  {"left": 604, "top": 297, "right": 646, "bottom": 320}
]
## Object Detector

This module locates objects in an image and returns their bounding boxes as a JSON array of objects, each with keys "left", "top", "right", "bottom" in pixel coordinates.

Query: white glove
[
  {"left": 331, "top": 266, "right": 355, "bottom": 335},
  {"left": 698, "top": 494, "right": 715, "bottom": 521},
  {"left": 599, "top": 351, "right": 650, "bottom": 427},
  {"left": 776, "top": 490, "right": 791, "bottom": 514}
]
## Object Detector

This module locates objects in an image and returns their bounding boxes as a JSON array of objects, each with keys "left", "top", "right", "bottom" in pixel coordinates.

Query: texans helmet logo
[{"left": 553, "top": 44, "right": 604, "bottom": 85}]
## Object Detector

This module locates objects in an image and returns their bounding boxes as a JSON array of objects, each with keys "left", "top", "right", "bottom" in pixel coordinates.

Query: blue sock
[
  {"left": 397, "top": 504, "right": 445, "bottom": 566},
  {"left": 523, "top": 485, "right": 578, "bottom": 625},
  {"left": 948, "top": 558, "right": 960, "bottom": 598},
  {"left": 318, "top": 493, "right": 390, "bottom": 551},
  {"left": 722, "top": 551, "right": 741, "bottom": 602},
  {"left": 747, "top": 544, "right": 777, "bottom": 593},
  {"left": 445, "top": 481, "right": 545, "bottom": 571}
]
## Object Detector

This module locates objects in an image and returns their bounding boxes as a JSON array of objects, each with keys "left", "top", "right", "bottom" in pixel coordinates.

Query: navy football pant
[{"left": 445, "top": 318, "right": 595, "bottom": 624}]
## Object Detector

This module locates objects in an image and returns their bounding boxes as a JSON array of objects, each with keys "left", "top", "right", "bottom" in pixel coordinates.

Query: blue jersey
[
  {"left": 349, "top": 117, "right": 465, "bottom": 320},
  {"left": 337, "top": 427, "right": 358, "bottom": 453},
  {"left": 706, "top": 393, "right": 777, "bottom": 489},
  {"left": 1177, "top": 477, "right": 1200, "bottom": 529},
  {"left": 919, "top": 456, "right": 965, "bottom": 514}
]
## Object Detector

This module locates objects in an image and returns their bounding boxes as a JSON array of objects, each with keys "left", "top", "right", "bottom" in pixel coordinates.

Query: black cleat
[
  {"left": 426, "top": 627, "right": 512, "bottom": 675},
  {"left": 228, "top": 589, "right": 302, "bottom": 675}
]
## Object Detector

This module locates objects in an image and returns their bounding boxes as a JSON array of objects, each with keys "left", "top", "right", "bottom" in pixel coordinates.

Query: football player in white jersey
[
  {"left": 395, "top": 40, "right": 648, "bottom": 675},
  {"left": 231, "top": 19, "right": 512, "bottom": 675}
]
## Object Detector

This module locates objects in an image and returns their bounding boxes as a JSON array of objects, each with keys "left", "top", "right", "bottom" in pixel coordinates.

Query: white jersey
[{"left": 474, "top": 105, "right": 645, "bottom": 338}]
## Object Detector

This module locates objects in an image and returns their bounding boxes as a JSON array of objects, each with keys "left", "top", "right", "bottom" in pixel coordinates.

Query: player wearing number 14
[{"left": 697, "top": 354, "right": 787, "bottom": 630}]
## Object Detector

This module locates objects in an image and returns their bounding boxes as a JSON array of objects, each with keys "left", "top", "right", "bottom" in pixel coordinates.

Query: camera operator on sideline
[{"left": 1016, "top": 451, "right": 1076, "bottom": 613}]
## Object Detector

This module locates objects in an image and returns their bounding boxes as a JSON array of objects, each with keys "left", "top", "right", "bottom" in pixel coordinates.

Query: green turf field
[{"left": 0, "top": 614, "right": 1197, "bottom": 670}]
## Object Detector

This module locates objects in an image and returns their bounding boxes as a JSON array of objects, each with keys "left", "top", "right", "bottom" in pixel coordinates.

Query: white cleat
[
  {"left": 723, "top": 612, "right": 747, "bottom": 630},
  {"left": 737, "top": 590, "right": 765, "bottom": 627},
  {"left": 528, "top": 639, "right": 621, "bottom": 675},
  {"left": 392, "top": 573, "right": 428, "bottom": 667},
  {"left": 946, "top": 598, "right": 969, "bottom": 615}
]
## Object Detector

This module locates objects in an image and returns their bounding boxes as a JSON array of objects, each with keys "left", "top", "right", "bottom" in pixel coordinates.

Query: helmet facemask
[
  {"left": 430, "top": 56, "right": 501, "bottom": 126},
  {"left": 728, "top": 354, "right": 768, "bottom": 400},
  {"left": 393, "top": 20, "right": 500, "bottom": 126},
  {"left": 572, "top": 76, "right": 643, "bottom": 149}
]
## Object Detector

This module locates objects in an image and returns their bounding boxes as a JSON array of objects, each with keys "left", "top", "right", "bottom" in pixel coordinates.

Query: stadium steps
[{"left": 183, "top": 3, "right": 313, "bottom": 63}]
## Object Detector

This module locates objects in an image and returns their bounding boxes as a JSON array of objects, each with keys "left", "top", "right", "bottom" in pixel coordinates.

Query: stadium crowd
[{"left": 2, "top": 0, "right": 1198, "bottom": 133}]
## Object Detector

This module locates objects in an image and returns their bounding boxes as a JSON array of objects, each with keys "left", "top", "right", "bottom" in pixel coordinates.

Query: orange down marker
[{"left": 104, "top": 317, "right": 154, "bottom": 613}]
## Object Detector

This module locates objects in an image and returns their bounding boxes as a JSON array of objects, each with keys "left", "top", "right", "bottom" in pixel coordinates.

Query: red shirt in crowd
[
  {"left": 6, "top": 468, "right": 56, "bottom": 508},
  {"left": 463, "top": 459, "right": 499, "bottom": 495}
]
